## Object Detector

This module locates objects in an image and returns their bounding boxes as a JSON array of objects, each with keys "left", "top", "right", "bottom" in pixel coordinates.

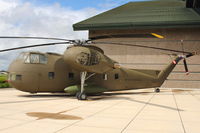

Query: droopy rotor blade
[
  {"left": 0, "top": 36, "right": 74, "bottom": 42},
  {"left": 0, "top": 41, "right": 70, "bottom": 52},
  {"left": 90, "top": 33, "right": 164, "bottom": 40},
  {"left": 93, "top": 41, "right": 192, "bottom": 54}
]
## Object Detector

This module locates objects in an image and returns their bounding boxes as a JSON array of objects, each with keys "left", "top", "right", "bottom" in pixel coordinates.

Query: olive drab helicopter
[{"left": 0, "top": 35, "right": 198, "bottom": 100}]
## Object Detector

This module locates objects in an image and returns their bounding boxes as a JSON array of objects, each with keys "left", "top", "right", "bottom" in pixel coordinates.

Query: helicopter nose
[
  {"left": 8, "top": 72, "right": 39, "bottom": 93},
  {"left": 8, "top": 72, "right": 23, "bottom": 91}
]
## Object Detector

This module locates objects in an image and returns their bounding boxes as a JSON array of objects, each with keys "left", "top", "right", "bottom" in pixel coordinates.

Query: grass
[{"left": 0, "top": 74, "right": 11, "bottom": 88}]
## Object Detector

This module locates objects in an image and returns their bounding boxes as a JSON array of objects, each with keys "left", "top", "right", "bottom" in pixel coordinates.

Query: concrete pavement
[{"left": 0, "top": 88, "right": 200, "bottom": 133}]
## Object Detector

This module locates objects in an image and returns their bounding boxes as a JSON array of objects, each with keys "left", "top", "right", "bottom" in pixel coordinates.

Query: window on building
[
  {"left": 115, "top": 73, "right": 119, "bottom": 79},
  {"left": 48, "top": 72, "right": 55, "bottom": 79},
  {"left": 68, "top": 73, "right": 74, "bottom": 79}
]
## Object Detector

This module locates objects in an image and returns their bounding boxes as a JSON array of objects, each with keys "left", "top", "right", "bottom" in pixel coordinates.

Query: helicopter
[{"left": 0, "top": 35, "right": 198, "bottom": 100}]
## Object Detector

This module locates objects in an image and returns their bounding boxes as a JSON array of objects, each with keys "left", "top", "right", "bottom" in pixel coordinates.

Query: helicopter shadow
[
  {"left": 89, "top": 91, "right": 184, "bottom": 111},
  {"left": 16, "top": 90, "right": 184, "bottom": 111},
  {"left": 0, "top": 93, "right": 75, "bottom": 104},
  {"left": 19, "top": 93, "right": 73, "bottom": 98},
  {"left": 7, "top": 91, "right": 151, "bottom": 105}
]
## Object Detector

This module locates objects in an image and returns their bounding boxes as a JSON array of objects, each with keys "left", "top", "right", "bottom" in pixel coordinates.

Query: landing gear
[
  {"left": 76, "top": 92, "right": 87, "bottom": 100},
  {"left": 154, "top": 88, "right": 160, "bottom": 93},
  {"left": 77, "top": 71, "right": 87, "bottom": 100},
  {"left": 76, "top": 72, "right": 96, "bottom": 100}
]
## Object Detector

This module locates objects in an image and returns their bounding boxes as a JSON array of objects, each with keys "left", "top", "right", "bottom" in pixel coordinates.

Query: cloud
[
  {"left": 97, "top": 0, "right": 148, "bottom": 9},
  {"left": 0, "top": 0, "right": 102, "bottom": 70}
]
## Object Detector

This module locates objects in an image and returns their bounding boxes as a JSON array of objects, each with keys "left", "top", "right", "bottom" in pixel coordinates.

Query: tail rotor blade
[{"left": 183, "top": 58, "right": 189, "bottom": 75}]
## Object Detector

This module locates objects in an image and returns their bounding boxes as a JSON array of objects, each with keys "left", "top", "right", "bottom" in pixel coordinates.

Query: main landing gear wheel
[
  {"left": 154, "top": 88, "right": 160, "bottom": 93},
  {"left": 76, "top": 92, "right": 87, "bottom": 100}
]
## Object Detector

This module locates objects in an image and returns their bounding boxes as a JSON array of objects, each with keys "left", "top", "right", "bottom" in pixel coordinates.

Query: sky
[{"left": 0, "top": 0, "right": 147, "bottom": 70}]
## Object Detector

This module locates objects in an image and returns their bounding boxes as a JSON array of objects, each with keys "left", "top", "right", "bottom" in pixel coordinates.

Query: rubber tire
[
  {"left": 76, "top": 92, "right": 81, "bottom": 99},
  {"left": 80, "top": 93, "right": 87, "bottom": 100},
  {"left": 155, "top": 88, "right": 160, "bottom": 93}
]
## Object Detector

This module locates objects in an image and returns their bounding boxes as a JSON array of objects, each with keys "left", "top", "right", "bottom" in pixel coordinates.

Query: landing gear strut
[
  {"left": 76, "top": 71, "right": 87, "bottom": 100},
  {"left": 76, "top": 92, "right": 87, "bottom": 100},
  {"left": 154, "top": 88, "right": 160, "bottom": 93}
]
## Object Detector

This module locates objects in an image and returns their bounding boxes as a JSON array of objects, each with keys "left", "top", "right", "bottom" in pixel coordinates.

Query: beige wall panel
[
  {"left": 167, "top": 73, "right": 200, "bottom": 80},
  {"left": 110, "top": 55, "right": 172, "bottom": 63},
  {"left": 94, "top": 42, "right": 200, "bottom": 55},
  {"left": 90, "top": 28, "right": 200, "bottom": 40},
  {"left": 109, "top": 55, "right": 200, "bottom": 64},
  {"left": 162, "top": 81, "right": 200, "bottom": 88}
]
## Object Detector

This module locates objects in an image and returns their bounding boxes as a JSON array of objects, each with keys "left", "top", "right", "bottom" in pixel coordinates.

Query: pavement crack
[
  {"left": 54, "top": 100, "right": 124, "bottom": 133},
  {"left": 172, "top": 89, "right": 186, "bottom": 133},
  {"left": 120, "top": 94, "right": 155, "bottom": 133}
]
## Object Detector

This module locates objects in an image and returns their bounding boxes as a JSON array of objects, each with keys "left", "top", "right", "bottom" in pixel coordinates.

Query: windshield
[{"left": 23, "top": 53, "right": 47, "bottom": 64}]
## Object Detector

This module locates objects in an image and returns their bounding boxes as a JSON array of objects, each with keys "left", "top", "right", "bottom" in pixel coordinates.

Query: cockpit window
[
  {"left": 30, "top": 54, "right": 40, "bottom": 63},
  {"left": 39, "top": 54, "right": 48, "bottom": 64},
  {"left": 24, "top": 54, "right": 30, "bottom": 63},
  {"left": 23, "top": 53, "right": 47, "bottom": 64},
  {"left": 16, "top": 53, "right": 30, "bottom": 63}
]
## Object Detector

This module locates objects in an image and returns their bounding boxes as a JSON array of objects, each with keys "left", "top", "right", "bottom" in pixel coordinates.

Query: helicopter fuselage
[{"left": 7, "top": 45, "right": 178, "bottom": 95}]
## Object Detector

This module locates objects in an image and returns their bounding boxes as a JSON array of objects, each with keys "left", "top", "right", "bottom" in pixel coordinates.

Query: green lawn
[{"left": 0, "top": 74, "right": 11, "bottom": 88}]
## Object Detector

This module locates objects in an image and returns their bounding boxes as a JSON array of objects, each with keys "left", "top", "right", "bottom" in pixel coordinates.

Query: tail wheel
[{"left": 154, "top": 88, "right": 160, "bottom": 93}]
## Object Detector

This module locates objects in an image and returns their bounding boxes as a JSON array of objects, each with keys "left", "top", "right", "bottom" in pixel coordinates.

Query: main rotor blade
[
  {"left": 0, "top": 36, "right": 75, "bottom": 42},
  {"left": 93, "top": 41, "right": 192, "bottom": 54},
  {"left": 0, "top": 41, "right": 70, "bottom": 52},
  {"left": 90, "top": 34, "right": 158, "bottom": 40}
]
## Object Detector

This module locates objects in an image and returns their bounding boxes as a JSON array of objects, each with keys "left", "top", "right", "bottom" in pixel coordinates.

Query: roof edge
[{"left": 73, "top": 22, "right": 200, "bottom": 31}]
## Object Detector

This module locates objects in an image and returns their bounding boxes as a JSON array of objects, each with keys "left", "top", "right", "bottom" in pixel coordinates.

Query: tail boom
[{"left": 157, "top": 56, "right": 184, "bottom": 84}]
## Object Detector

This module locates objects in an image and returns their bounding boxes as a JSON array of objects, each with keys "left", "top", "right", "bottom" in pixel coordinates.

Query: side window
[
  {"left": 115, "top": 73, "right": 119, "bottom": 79},
  {"left": 48, "top": 72, "right": 55, "bottom": 79},
  {"left": 16, "top": 75, "right": 22, "bottom": 80},
  {"left": 103, "top": 74, "right": 107, "bottom": 80},
  {"left": 68, "top": 73, "right": 74, "bottom": 79},
  {"left": 8, "top": 74, "right": 22, "bottom": 81}
]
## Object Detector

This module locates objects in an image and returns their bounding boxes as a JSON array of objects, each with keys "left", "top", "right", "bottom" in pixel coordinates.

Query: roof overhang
[{"left": 73, "top": 1, "right": 200, "bottom": 31}]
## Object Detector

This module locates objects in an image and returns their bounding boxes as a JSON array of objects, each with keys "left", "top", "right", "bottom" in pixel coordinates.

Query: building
[{"left": 73, "top": 0, "right": 200, "bottom": 88}]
